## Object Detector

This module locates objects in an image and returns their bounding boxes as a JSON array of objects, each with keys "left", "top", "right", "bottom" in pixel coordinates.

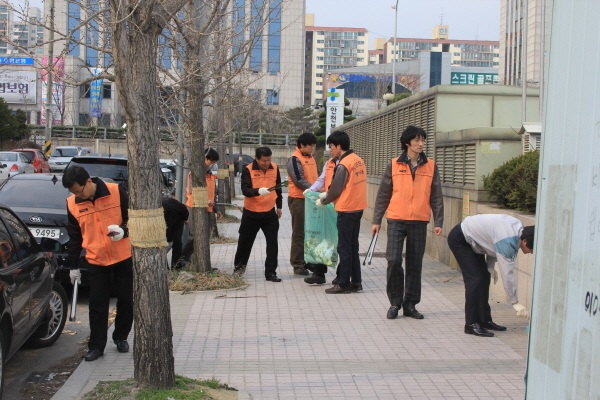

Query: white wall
[{"left": 526, "top": 1, "right": 600, "bottom": 398}]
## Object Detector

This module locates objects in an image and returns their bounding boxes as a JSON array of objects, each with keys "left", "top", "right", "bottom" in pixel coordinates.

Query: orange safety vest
[
  {"left": 324, "top": 158, "right": 336, "bottom": 191},
  {"left": 244, "top": 163, "right": 278, "bottom": 212},
  {"left": 333, "top": 152, "right": 367, "bottom": 212},
  {"left": 288, "top": 148, "right": 318, "bottom": 198},
  {"left": 186, "top": 171, "right": 216, "bottom": 212},
  {"left": 67, "top": 182, "right": 131, "bottom": 266},
  {"left": 386, "top": 157, "right": 436, "bottom": 221}
]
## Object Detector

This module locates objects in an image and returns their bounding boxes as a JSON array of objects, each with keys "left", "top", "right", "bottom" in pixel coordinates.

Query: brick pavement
[{"left": 53, "top": 193, "right": 529, "bottom": 400}]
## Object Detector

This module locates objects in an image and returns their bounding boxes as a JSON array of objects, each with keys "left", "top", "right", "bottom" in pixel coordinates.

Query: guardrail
[{"left": 28, "top": 125, "right": 293, "bottom": 145}]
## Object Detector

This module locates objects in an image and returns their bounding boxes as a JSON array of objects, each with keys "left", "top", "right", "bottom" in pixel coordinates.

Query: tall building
[
  {"left": 384, "top": 37, "right": 499, "bottom": 68},
  {"left": 499, "top": 0, "right": 549, "bottom": 86},
  {"left": 8, "top": 7, "right": 43, "bottom": 56},
  {"left": 304, "top": 14, "right": 369, "bottom": 106},
  {"left": 0, "top": 1, "right": 12, "bottom": 55}
]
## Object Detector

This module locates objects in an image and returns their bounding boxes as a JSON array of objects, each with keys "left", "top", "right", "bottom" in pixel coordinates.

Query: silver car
[
  {"left": 48, "top": 146, "right": 92, "bottom": 172},
  {"left": 0, "top": 151, "right": 36, "bottom": 183}
]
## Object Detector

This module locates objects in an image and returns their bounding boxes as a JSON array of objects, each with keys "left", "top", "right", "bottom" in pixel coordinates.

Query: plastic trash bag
[{"left": 304, "top": 191, "right": 338, "bottom": 268}]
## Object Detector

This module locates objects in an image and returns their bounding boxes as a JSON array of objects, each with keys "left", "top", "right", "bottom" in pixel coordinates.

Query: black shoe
[
  {"left": 481, "top": 321, "right": 507, "bottom": 331},
  {"left": 85, "top": 349, "right": 104, "bottom": 361},
  {"left": 114, "top": 340, "right": 129, "bottom": 353},
  {"left": 304, "top": 273, "right": 326, "bottom": 284},
  {"left": 464, "top": 323, "right": 494, "bottom": 337},
  {"left": 402, "top": 304, "right": 424, "bottom": 319},
  {"left": 325, "top": 284, "right": 351, "bottom": 294},
  {"left": 266, "top": 274, "right": 282, "bottom": 282},
  {"left": 233, "top": 265, "right": 246, "bottom": 276},
  {"left": 332, "top": 277, "right": 339, "bottom": 285},
  {"left": 387, "top": 306, "right": 399, "bottom": 319},
  {"left": 350, "top": 282, "right": 363, "bottom": 292},
  {"left": 294, "top": 267, "right": 310, "bottom": 275},
  {"left": 304, "top": 263, "right": 316, "bottom": 272}
]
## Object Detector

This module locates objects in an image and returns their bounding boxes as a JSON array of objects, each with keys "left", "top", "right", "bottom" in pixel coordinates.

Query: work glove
[
  {"left": 303, "top": 189, "right": 311, "bottom": 196},
  {"left": 319, "top": 192, "right": 327, "bottom": 199},
  {"left": 489, "top": 267, "right": 498, "bottom": 284},
  {"left": 107, "top": 224, "right": 125, "bottom": 241},
  {"left": 258, "top": 187, "right": 270, "bottom": 196},
  {"left": 513, "top": 302, "right": 529, "bottom": 318},
  {"left": 315, "top": 199, "right": 324, "bottom": 208},
  {"left": 70, "top": 269, "right": 81, "bottom": 285}
]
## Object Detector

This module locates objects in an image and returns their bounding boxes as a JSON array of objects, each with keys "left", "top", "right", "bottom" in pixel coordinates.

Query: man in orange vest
[
  {"left": 317, "top": 131, "right": 367, "bottom": 294},
  {"left": 371, "top": 125, "right": 444, "bottom": 320},
  {"left": 286, "top": 133, "right": 318, "bottom": 277},
  {"left": 233, "top": 147, "right": 283, "bottom": 281},
  {"left": 181, "top": 148, "right": 221, "bottom": 264},
  {"left": 63, "top": 166, "right": 133, "bottom": 362}
]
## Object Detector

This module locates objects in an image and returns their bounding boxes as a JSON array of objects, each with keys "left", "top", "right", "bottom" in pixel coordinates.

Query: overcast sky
[{"left": 306, "top": 0, "right": 501, "bottom": 46}]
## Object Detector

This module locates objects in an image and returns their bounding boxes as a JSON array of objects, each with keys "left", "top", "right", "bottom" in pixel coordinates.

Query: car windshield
[
  {"left": 68, "top": 160, "right": 128, "bottom": 182},
  {"left": 51, "top": 148, "right": 78, "bottom": 157},
  {"left": 0, "top": 179, "right": 72, "bottom": 208},
  {"left": 0, "top": 153, "right": 18, "bottom": 162},
  {"left": 18, "top": 152, "right": 35, "bottom": 161}
]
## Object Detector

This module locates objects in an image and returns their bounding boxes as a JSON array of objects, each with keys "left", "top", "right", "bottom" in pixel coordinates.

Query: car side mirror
[{"left": 40, "top": 237, "right": 61, "bottom": 252}]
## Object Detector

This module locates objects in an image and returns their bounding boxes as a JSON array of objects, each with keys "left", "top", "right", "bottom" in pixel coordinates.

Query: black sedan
[
  {"left": 0, "top": 174, "right": 90, "bottom": 287},
  {"left": 0, "top": 203, "right": 68, "bottom": 396}
]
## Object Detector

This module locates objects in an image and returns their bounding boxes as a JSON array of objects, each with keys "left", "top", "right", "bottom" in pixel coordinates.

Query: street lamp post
[
  {"left": 383, "top": 85, "right": 394, "bottom": 106},
  {"left": 391, "top": 0, "right": 399, "bottom": 94}
]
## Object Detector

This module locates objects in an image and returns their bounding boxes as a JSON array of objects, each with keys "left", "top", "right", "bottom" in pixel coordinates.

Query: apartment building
[
  {"left": 304, "top": 14, "right": 369, "bottom": 106},
  {"left": 0, "top": 1, "right": 12, "bottom": 55},
  {"left": 499, "top": 0, "right": 549, "bottom": 86},
  {"left": 384, "top": 37, "right": 500, "bottom": 68}
]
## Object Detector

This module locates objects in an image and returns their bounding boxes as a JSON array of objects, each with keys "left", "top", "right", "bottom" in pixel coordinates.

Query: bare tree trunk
[{"left": 109, "top": 0, "right": 187, "bottom": 389}]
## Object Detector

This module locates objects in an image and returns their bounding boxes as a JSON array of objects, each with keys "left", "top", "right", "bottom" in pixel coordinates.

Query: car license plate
[{"left": 30, "top": 228, "right": 61, "bottom": 238}]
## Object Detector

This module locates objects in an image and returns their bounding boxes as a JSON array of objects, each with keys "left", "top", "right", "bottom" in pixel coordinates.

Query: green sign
[{"left": 451, "top": 73, "right": 498, "bottom": 85}]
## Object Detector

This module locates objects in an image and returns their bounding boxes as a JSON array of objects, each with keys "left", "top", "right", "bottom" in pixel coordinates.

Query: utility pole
[
  {"left": 44, "top": 0, "right": 55, "bottom": 145},
  {"left": 521, "top": 0, "right": 529, "bottom": 123},
  {"left": 391, "top": 0, "right": 399, "bottom": 94}
]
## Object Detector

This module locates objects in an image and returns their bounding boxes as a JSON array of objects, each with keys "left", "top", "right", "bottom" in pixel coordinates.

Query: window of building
[
  {"left": 304, "top": 88, "right": 310, "bottom": 92},
  {"left": 249, "top": 89, "right": 261, "bottom": 99},
  {"left": 357, "top": 58, "right": 364, "bottom": 61},
  {"left": 493, "top": 62, "right": 499, "bottom": 65},
  {"left": 316, "top": 56, "right": 323, "bottom": 60},
  {"left": 317, "top": 40, "right": 324, "bottom": 43},
  {"left": 67, "top": 3, "right": 80, "bottom": 56},
  {"left": 266, "top": 89, "right": 279, "bottom": 105},
  {"left": 358, "top": 32, "right": 365, "bottom": 36},
  {"left": 99, "top": 113, "right": 111, "bottom": 127},
  {"left": 453, "top": 52, "right": 461, "bottom": 56},
  {"left": 267, "top": 0, "right": 281, "bottom": 74},
  {"left": 358, "top": 41, "right": 365, "bottom": 45},
  {"left": 316, "top": 90, "right": 323, "bottom": 94},
  {"left": 316, "top": 73, "right": 323, "bottom": 77},
  {"left": 306, "top": 47, "right": 311, "bottom": 51},
  {"left": 357, "top": 49, "right": 364, "bottom": 53},
  {"left": 493, "top": 53, "right": 500, "bottom": 57},
  {"left": 317, "top": 48, "right": 324, "bottom": 52},
  {"left": 316, "top": 65, "right": 323, "bottom": 69},
  {"left": 317, "top": 31, "right": 324, "bottom": 35},
  {"left": 316, "top": 82, "right": 322, "bottom": 86},
  {"left": 103, "top": 84, "right": 111, "bottom": 98}
]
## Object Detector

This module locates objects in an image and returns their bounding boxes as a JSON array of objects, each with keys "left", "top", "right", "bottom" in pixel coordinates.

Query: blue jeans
[{"left": 336, "top": 211, "right": 363, "bottom": 288}]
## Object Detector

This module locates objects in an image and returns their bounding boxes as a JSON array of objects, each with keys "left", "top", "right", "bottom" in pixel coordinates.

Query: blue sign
[
  {"left": 89, "top": 69, "right": 103, "bottom": 118},
  {"left": 0, "top": 57, "right": 34, "bottom": 65}
]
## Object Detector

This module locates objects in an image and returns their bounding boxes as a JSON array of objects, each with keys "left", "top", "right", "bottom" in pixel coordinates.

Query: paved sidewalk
[{"left": 53, "top": 193, "right": 529, "bottom": 399}]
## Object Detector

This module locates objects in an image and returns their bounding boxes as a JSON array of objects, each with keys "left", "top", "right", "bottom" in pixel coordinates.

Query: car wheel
[
  {"left": 27, "top": 281, "right": 68, "bottom": 348},
  {"left": 0, "top": 330, "right": 5, "bottom": 399}
]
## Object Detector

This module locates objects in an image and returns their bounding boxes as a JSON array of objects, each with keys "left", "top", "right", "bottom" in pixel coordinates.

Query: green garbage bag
[{"left": 304, "top": 191, "right": 338, "bottom": 268}]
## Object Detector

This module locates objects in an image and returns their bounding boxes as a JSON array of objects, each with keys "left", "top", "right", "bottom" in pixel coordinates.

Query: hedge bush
[{"left": 482, "top": 150, "right": 540, "bottom": 213}]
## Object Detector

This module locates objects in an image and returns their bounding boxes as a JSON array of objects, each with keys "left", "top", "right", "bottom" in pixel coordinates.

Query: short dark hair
[
  {"left": 521, "top": 226, "right": 535, "bottom": 250},
  {"left": 62, "top": 165, "right": 90, "bottom": 188},
  {"left": 326, "top": 131, "right": 350, "bottom": 151},
  {"left": 255, "top": 146, "right": 272, "bottom": 159},
  {"left": 205, "top": 147, "right": 219, "bottom": 162},
  {"left": 400, "top": 125, "right": 427, "bottom": 152},
  {"left": 297, "top": 132, "right": 317, "bottom": 147}
]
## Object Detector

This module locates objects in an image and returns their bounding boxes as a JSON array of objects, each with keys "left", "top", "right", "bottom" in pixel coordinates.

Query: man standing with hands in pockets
[{"left": 372, "top": 126, "right": 444, "bottom": 320}]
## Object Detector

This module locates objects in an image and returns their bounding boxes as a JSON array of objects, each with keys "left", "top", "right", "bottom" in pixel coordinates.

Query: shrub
[{"left": 483, "top": 151, "right": 539, "bottom": 213}]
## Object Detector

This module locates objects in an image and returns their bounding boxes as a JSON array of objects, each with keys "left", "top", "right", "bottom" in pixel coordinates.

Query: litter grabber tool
[
  {"left": 214, "top": 203, "right": 243, "bottom": 211},
  {"left": 70, "top": 280, "right": 79, "bottom": 321},
  {"left": 267, "top": 179, "right": 289, "bottom": 191},
  {"left": 363, "top": 233, "right": 378, "bottom": 266}
]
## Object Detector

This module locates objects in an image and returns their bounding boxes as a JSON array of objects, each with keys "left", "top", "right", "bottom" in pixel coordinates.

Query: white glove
[
  {"left": 319, "top": 192, "right": 327, "bottom": 199},
  {"left": 107, "top": 224, "right": 124, "bottom": 241},
  {"left": 70, "top": 269, "right": 81, "bottom": 285},
  {"left": 303, "top": 189, "right": 311, "bottom": 196},
  {"left": 316, "top": 199, "right": 324, "bottom": 208},
  {"left": 258, "top": 187, "right": 270, "bottom": 196},
  {"left": 489, "top": 268, "right": 498, "bottom": 284},
  {"left": 513, "top": 303, "right": 529, "bottom": 319}
]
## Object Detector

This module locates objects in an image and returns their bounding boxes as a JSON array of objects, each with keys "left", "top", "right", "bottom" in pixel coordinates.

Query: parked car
[
  {"left": 47, "top": 146, "right": 92, "bottom": 172},
  {"left": 226, "top": 153, "right": 254, "bottom": 176},
  {"left": 0, "top": 203, "right": 68, "bottom": 397},
  {"left": 10, "top": 148, "right": 50, "bottom": 173},
  {"left": 0, "top": 152, "right": 36, "bottom": 182}
]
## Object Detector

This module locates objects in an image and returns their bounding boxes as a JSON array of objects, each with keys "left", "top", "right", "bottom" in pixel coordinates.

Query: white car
[
  {"left": 0, "top": 151, "right": 36, "bottom": 183},
  {"left": 48, "top": 146, "right": 92, "bottom": 172}
]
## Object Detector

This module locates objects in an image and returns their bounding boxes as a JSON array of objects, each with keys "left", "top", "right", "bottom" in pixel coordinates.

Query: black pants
[
  {"left": 167, "top": 224, "right": 184, "bottom": 268},
  {"left": 386, "top": 220, "right": 427, "bottom": 308},
  {"left": 336, "top": 211, "right": 363, "bottom": 288},
  {"left": 233, "top": 208, "right": 279, "bottom": 277},
  {"left": 87, "top": 257, "right": 134, "bottom": 352},
  {"left": 447, "top": 224, "right": 492, "bottom": 325},
  {"left": 288, "top": 196, "right": 305, "bottom": 269}
]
